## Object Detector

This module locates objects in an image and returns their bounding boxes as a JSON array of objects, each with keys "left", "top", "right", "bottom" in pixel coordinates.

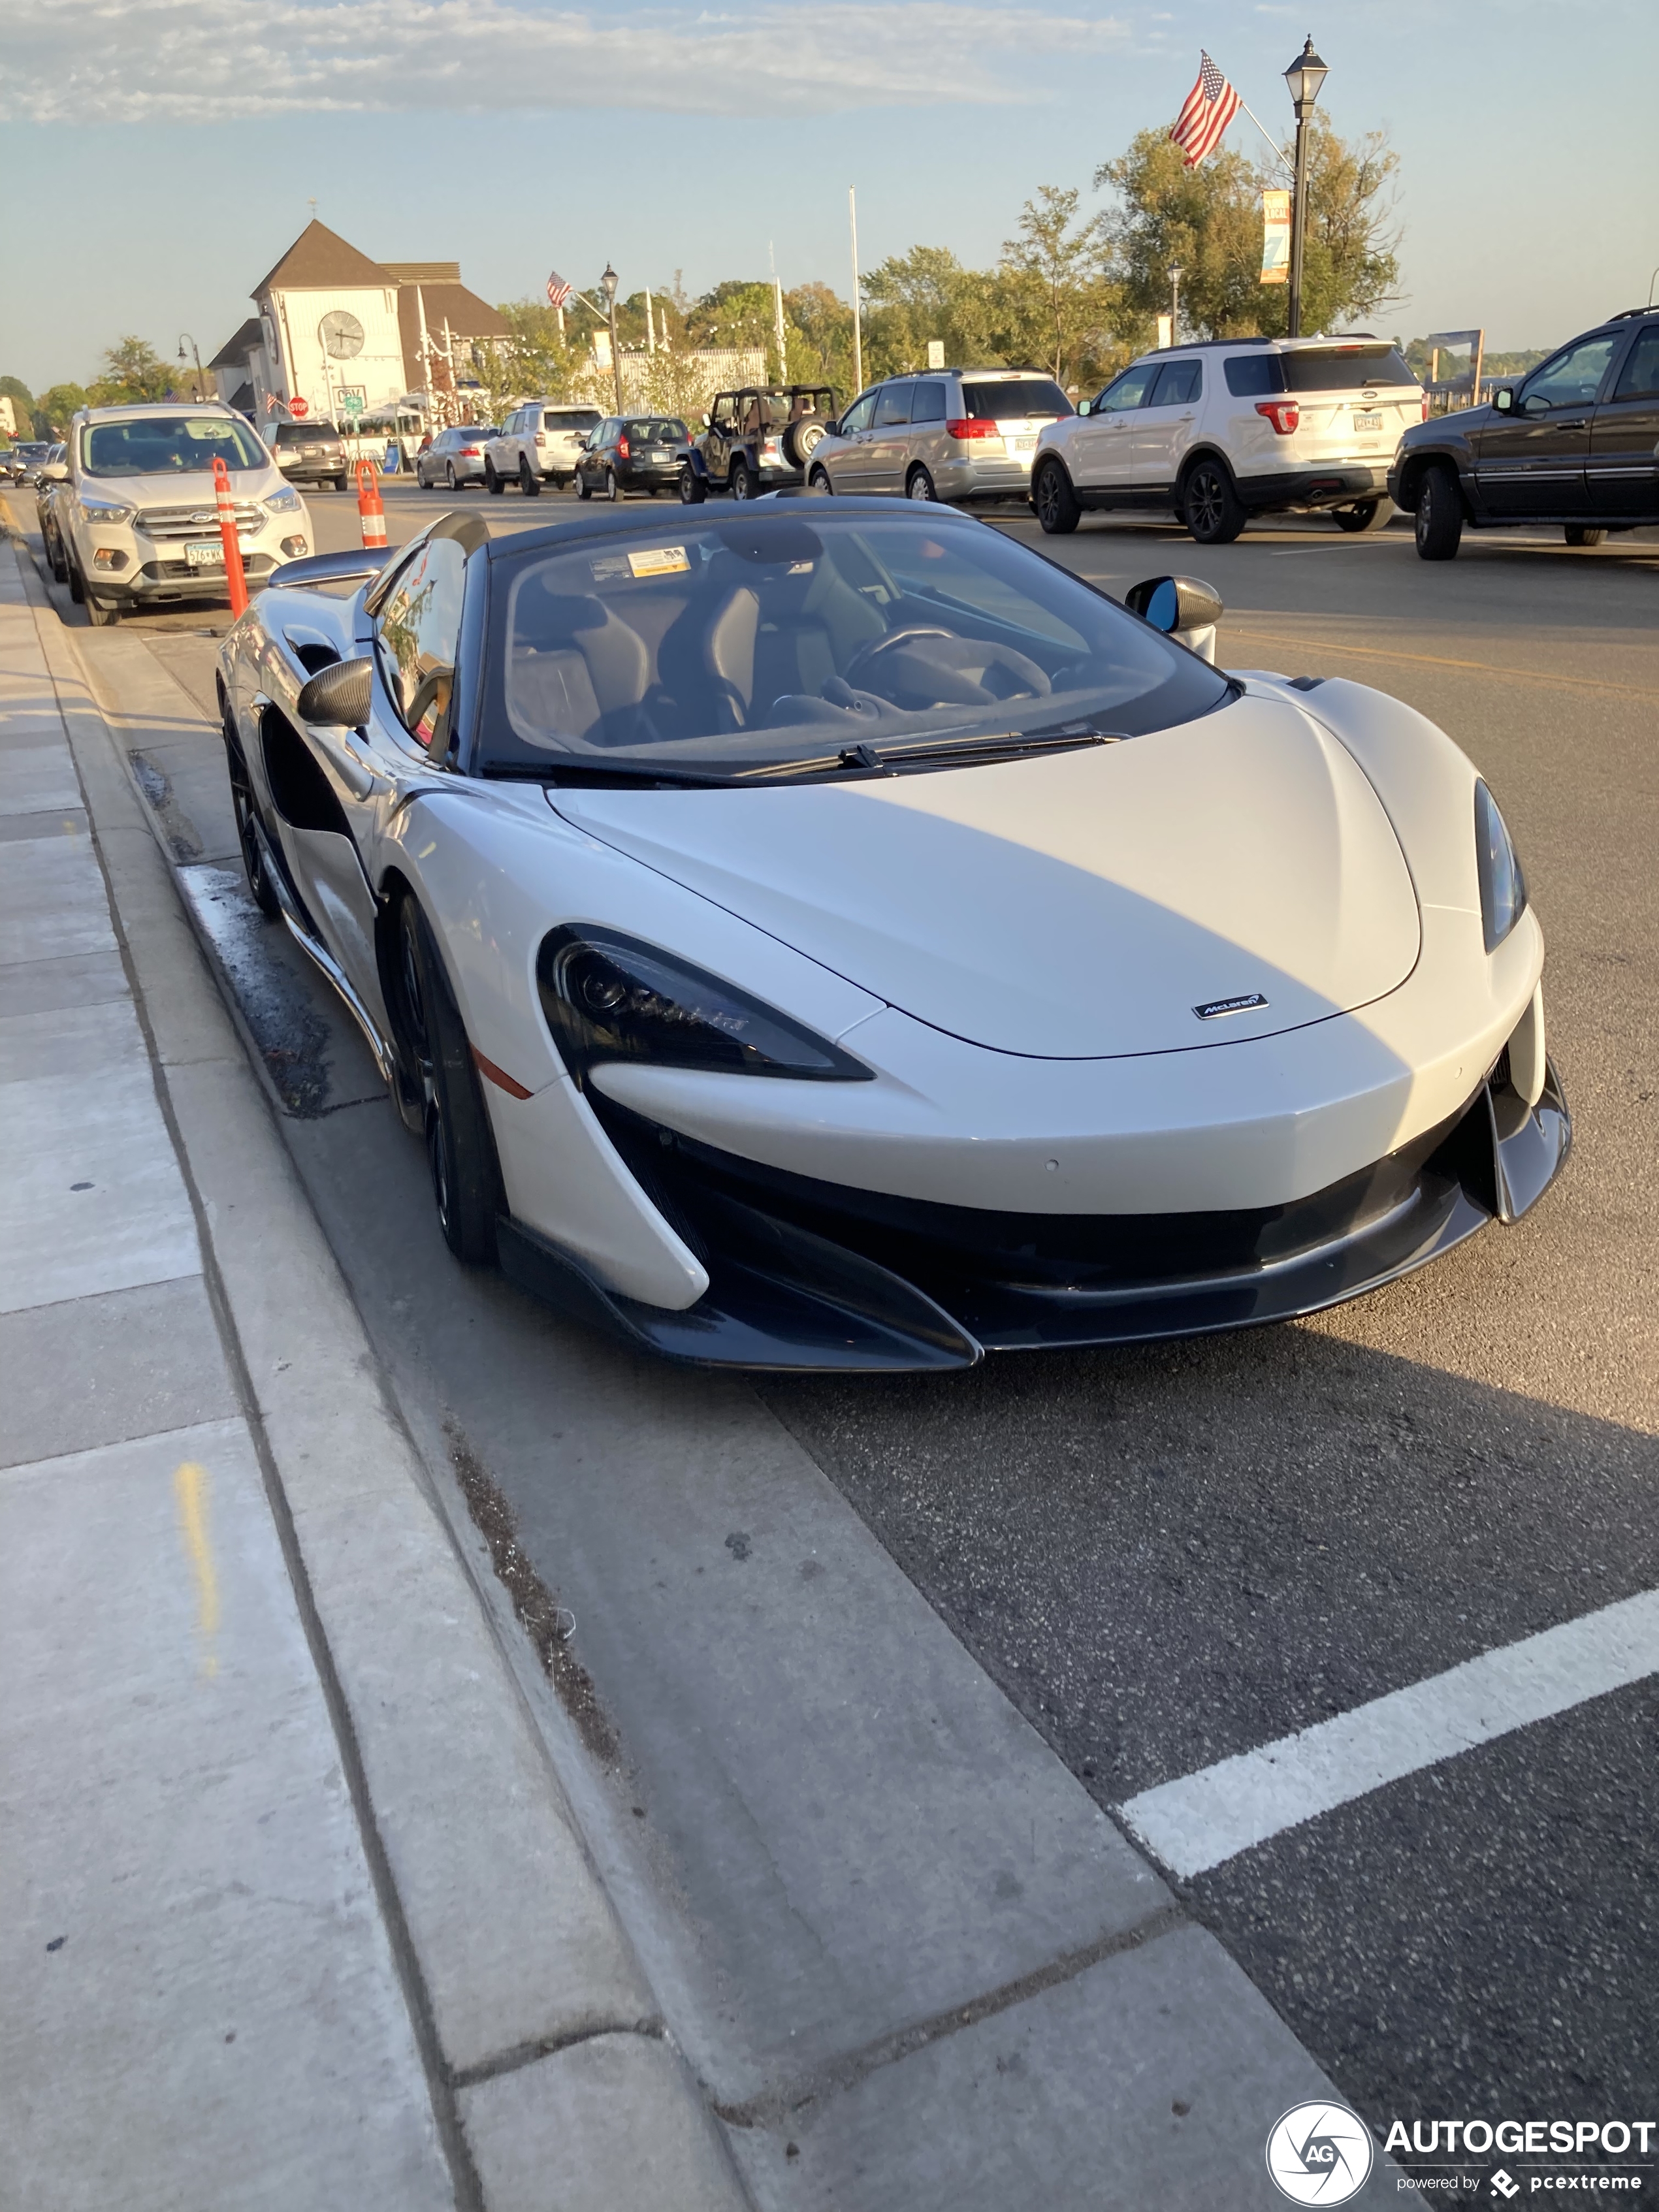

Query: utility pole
[{"left": 848, "top": 188, "right": 863, "bottom": 396}]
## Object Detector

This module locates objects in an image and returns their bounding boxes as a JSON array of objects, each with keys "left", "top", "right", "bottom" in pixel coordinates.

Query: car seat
[{"left": 506, "top": 588, "right": 652, "bottom": 746}]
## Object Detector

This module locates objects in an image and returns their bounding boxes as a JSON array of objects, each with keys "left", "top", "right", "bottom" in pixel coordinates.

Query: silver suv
[
  {"left": 808, "top": 369, "right": 1074, "bottom": 502},
  {"left": 485, "top": 400, "right": 604, "bottom": 494},
  {"left": 1031, "top": 336, "right": 1424, "bottom": 543},
  {"left": 44, "top": 402, "right": 312, "bottom": 626}
]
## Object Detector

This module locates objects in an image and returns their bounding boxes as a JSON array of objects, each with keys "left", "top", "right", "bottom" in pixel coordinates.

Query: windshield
[
  {"left": 82, "top": 415, "right": 270, "bottom": 476},
  {"left": 479, "top": 512, "right": 1229, "bottom": 782},
  {"left": 623, "top": 419, "right": 687, "bottom": 443},
  {"left": 1281, "top": 346, "right": 1415, "bottom": 393},
  {"left": 961, "top": 379, "right": 1073, "bottom": 420}
]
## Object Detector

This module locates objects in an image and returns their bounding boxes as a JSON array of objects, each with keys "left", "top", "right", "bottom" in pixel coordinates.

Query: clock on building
[{"left": 319, "top": 310, "right": 365, "bottom": 361}]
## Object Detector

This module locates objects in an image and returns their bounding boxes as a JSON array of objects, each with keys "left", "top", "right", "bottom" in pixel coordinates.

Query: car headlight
[
  {"left": 1474, "top": 779, "right": 1526, "bottom": 952},
  {"left": 537, "top": 928, "right": 873, "bottom": 1083},
  {"left": 265, "top": 487, "right": 304, "bottom": 514},
  {"left": 80, "top": 496, "right": 135, "bottom": 526}
]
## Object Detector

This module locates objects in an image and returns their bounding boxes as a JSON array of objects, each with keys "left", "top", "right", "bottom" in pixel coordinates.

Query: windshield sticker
[{"left": 627, "top": 545, "right": 690, "bottom": 577}]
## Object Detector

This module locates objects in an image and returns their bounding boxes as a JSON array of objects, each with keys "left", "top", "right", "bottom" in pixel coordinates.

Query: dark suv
[
  {"left": 575, "top": 416, "right": 690, "bottom": 500},
  {"left": 270, "top": 418, "right": 349, "bottom": 491},
  {"left": 1391, "top": 308, "right": 1659, "bottom": 558}
]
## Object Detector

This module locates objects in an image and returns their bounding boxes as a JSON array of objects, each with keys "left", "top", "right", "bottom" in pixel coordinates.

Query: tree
[
  {"left": 1097, "top": 121, "right": 1400, "bottom": 344},
  {"left": 86, "top": 336, "right": 174, "bottom": 406},
  {"left": 997, "top": 187, "right": 1118, "bottom": 385},
  {"left": 35, "top": 383, "right": 89, "bottom": 436},
  {"left": 491, "top": 300, "right": 580, "bottom": 407},
  {"left": 0, "top": 374, "right": 32, "bottom": 443}
]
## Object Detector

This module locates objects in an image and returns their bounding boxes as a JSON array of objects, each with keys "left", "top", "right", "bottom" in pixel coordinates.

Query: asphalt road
[{"left": 18, "top": 477, "right": 1659, "bottom": 2185}]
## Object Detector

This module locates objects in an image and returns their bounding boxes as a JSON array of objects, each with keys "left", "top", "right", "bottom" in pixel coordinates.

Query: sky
[{"left": 1, "top": 0, "right": 1654, "bottom": 394}]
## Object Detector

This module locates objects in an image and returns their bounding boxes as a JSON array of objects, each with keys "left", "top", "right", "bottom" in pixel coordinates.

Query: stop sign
[{"left": 289, "top": 396, "right": 310, "bottom": 420}]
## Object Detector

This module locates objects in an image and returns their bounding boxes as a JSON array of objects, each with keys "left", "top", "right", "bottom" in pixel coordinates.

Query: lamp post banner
[{"left": 1261, "top": 189, "right": 1291, "bottom": 285}]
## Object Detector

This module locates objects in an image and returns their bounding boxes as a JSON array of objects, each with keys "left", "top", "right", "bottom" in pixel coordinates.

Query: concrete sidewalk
[{"left": 0, "top": 534, "right": 746, "bottom": 2207}]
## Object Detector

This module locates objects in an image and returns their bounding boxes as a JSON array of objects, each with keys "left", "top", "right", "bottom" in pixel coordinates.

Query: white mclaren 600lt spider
[{"left": 216, "top": 499, "right": 1568, "bottom": 1373}]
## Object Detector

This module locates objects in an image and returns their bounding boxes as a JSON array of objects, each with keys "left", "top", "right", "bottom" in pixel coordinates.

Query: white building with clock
[{"left": 208, "top": 219, "right": 508, "bottom": 430}]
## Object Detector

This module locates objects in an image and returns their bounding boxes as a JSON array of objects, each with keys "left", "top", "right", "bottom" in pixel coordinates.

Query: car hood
[
  {"left": 551, "top": 693, "right": 1421, "bottom": 1059},
  {"left": 91, "top": 471, "right": 279, "bottom": 507}
]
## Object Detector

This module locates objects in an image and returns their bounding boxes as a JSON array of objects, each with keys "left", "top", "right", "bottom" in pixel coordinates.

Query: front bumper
[
  {"left": 498, "top": 1057, "right": 1570, "bottom": 1373},
  {"left": 1235, "top": 463, "right": 1392, "bottom": 511}
]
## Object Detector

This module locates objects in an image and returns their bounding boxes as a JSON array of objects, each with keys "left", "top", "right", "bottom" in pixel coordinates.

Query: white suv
[
  {"left": 46, "top": 403, "right": 312, "bottom": 626},
  {"left": 1031, "top": 337, "right": 1424, "bottom": 543},
  {"left": 485, "top": 400, "right": 604, "bottom": 494}
]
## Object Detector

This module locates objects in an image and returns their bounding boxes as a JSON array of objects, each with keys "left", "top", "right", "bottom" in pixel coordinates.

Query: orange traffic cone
[
  {"left": 357, "top": 460, "right": 387, "bottom": 550},
  {"left": 212, "top": 457, "right": 250, "bottom": 618}
]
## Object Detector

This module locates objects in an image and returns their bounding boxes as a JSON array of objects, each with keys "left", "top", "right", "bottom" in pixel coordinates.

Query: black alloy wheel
[
  {"left": 730, "top": 459, "right": 756, "bottom": 502},
  {"left": 1034, "top": 458, "right": 1081, "bottom": 535},
  {"left": 485, "top": 460, "right": 503, "bottom": 496},
  {"left": 1413, "top": 464, "right": 1464, "bottom": 560},
  {"left": 809, "top": 466, "right": 833, "bottom": 494},
  {"left": 1333, "top": 499, "right": 1391, "bottom": 533},
  {"left": 395, "top": 899, "right": 500, "bottom": 1266},
  {"left": 1564, "top": 525, "right": 1606, "bottom": 548},
  {"left": 679, "top": 464, "right": 706, "bottom": 504},
  {"left": 519, "top": 457, "right": 541, "bottom": 498},
  {"left": 575, "top": 471, "right": 592, "bottom": 501},
  {"left": 1182, "top": 458, "right": 1247, "bottom": 545},
  {"left": 225, "top": 737, "right": 280, "bottom": 919},
  {"left": 905, "top": 466, "right": 937, "bottom": 502},
  {"left": 604, "top": 468, "right": 620, "bottom": 502}
]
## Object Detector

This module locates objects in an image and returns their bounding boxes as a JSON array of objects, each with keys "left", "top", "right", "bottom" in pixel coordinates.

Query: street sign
[
  {"left": 926, "top": 340, "right": 945, "bottom": 370},
  {"left": 289, "top": 395, "right": 310, "bottom": 419},
  {"left": 340, "top": 391, "right": 365, "bottom": 418}
]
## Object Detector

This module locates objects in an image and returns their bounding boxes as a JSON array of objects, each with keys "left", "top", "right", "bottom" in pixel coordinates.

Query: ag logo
[{"left": 1266, "top": 2101, "right": 1376, "bottom": 2203}]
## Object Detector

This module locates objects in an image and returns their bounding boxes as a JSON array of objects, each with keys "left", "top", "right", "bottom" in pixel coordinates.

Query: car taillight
[
  {"left": 617, "top": 434, "right": 630, "bottom": 460},
  {"left": 945, "top": 418, "right": 1001, "bottom": 440},
  {"left": 460, "top": 446, "right": 480, "bottom": 457},
  {"left": 1421, "top": 396, "right": 1430, "bottom": 422},
  {"left": 1256, "top": 400, "right": 1300, "bottom": 436},
  {"left": 535, "top": 432, "right": 547, "bottom": 445}
]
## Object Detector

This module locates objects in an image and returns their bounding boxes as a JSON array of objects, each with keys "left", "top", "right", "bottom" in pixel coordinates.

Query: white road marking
[{"left": 1118, "top": 1589, "right": 1659, "bottom": 1879}]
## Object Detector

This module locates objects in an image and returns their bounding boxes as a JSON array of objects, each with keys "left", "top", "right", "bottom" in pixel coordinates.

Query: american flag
[
  {"left": 545, "top": 270, "right": 573, "bottom": 311},
  {"left": 1170, "top": 52, "right": 1240, "bottom": 167}
]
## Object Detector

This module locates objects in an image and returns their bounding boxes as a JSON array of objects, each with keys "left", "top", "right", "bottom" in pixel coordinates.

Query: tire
[
  {"left": 225, "top": 733, "right": 280, "bottom": 920},
  {"left": 782, "top": 419, "right": 825, "bottom": 468},
  {"left": 1564, "top": 525, "right": 1605, "bottom": 548},
  {"left": 1182, "top": 458, "right": 1247, "bottom": 545},
  {"left": 445, "top": 462, "right": 457, "bottom": 490},
  {"left": 519, "top": 457, "right": 541, "bottom": 498},
  {"left": 575, "top": 472, "right": 592, "bottom": 501},
  {"left": 395, "top": 899, "right": 500, "bottom": 1266},
  {"left": 67, "top": 553, "right": 86, "bottom": 603},
  {"left": 485, "top": 461, "right": 503, "bottom": 496},
  {"left": 905, "top": 465, "right": 937, "bottom": 502},
  {"left": 604, "top": 469, "right": 619, "bottom": 503},
  {"left": 809, "top": 466, "right": 832, "bottom": 495},
  {"left": 1332, "top": 499, "right": 1391, "bottom": 533},
  {"left": 1413, "top": 464, "right": 1464, "bottom": 560},
  {"left": 730, "top": 459, "right": 757, "bottom": 502},
  {"left": 334, "top": 475, "right": 349, "bottom": 492},
  {"left": 679, "top": 464, "right": 706, "bottom": 504},
  {"left": 1033, "top": 458, "right": 1081, "bottom": 535},
  {"left": 87, "top": 592, "right": 120, "bottom": 626}
]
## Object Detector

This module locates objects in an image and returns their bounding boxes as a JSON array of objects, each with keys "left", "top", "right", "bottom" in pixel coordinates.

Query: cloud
[{"left": 0, "top": 0, "right": 1133, "bottom": 123}]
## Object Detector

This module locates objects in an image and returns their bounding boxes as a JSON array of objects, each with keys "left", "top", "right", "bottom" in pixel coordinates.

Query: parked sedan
[
  {"left": 1390, "top": 307, "right": 1659, "bottom": 558},
  {"left": 575, "top": 417, "right": 690, "bottom": 500},
  {"left": 416, "top": 425, "right": 500, "bottom": 490},
  {"left": 217, "top": 503, "right": 1566, "bottom": 1371}
]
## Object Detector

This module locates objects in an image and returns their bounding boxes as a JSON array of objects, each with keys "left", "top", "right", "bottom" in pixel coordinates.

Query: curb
[{"left": 3, "top": 522, "right": 750, "bottom": 2212}]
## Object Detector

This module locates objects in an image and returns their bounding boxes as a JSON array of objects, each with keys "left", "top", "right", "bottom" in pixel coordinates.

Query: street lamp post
[
  {"left": 600, "top": 264, "right": 624, "bottom": 413},
  {"left": 1169, "top": 266, "right": 1182, "bottom": 347},
  {"left": 177, "top": 334, "right": 205, "bottom": 403},
  {"left": 1283, "top": 36, "right": 1328, "bottom": 340}
]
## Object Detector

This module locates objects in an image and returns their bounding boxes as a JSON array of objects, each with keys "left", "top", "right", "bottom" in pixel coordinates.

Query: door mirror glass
[
  {"left": 1125, "top": 573, "right": 1225, "bottom": 635},
  {"left": 374, "top": 534, "right": 468, "bottom": 750},
  {"left": 1492, "top": 385, "right": 1514, "bottom": 414},
  {"left": 1076, "top": 398, "right": 1091, "bottom": 416},
  {"left": 42, "top": 460, "right": 69, "bottom": 481},
  {"left": 701, "top": 411, "right": 711, "bottom": 427},
  {"left": 296, "top": 656, "right": 373, "bottom": 728}
]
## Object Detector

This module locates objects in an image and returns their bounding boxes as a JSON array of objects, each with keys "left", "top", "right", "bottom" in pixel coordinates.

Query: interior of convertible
[{"left": 492, "top": 515, "right": 1219, "bottom": 769}]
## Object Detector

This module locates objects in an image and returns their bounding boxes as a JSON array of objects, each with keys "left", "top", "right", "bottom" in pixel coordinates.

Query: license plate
[
  {"left": 1010, "top": 435, "right": 1035, "bottom": 453},
  {"left": 185, "top": 541, "right": 225, "bottom": 568},
  {"left": 1354, "top": 411, "right": 1383, "bottom": 431}
]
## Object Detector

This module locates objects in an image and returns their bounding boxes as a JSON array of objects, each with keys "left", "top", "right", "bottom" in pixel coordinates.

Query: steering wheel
[{"left": 843, "top": 626, "right": 1053, "bottom": 706}]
